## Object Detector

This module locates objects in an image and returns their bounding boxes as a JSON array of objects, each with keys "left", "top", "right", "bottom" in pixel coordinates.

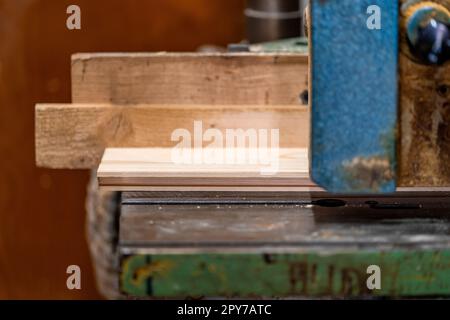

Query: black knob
[{"left": 406, "top": 5, "right": 450, "bottom": 65}]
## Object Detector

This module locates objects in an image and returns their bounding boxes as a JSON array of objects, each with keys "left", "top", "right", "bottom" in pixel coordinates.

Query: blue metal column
[{"left": 310, "top": 0, "right": 398, "bottom": 193}]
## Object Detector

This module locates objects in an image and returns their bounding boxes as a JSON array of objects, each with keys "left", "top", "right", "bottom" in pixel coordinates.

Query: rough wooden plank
[
  {"left": 97, "top": 148, "right": 312, "bottom": 189},
  {"left": 72, "top": 52, "right": 308, "bottom": 105},
  {"left": 399, "top": 0, "right": 450, "bottom": 186},
  {"left": 35, "top": 104, "right": 308, "bottom": 169}
]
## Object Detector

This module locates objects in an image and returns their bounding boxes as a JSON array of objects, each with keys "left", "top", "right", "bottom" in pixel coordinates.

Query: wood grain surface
[
  {"left": 72, "top": 53, "right": 308, "bottom": 105},
  {"left": 97, "top": 148, "right": 312, "bottom": 190},
  {"left": 98, "top": 147, "right": 450, "bottom": 191}
]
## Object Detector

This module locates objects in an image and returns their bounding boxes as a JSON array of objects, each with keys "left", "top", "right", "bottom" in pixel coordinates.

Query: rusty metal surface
[{"left": 399, "top": 0, "right": 450, "bottom": 186}]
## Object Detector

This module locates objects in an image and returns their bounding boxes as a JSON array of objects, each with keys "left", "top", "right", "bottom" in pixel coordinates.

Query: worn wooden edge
[
  {"left": 72, "top": 52, "right": 309, "bottom": 60},
  {"left": 99, "top": 186, "right": 320, "bottom": 192}
]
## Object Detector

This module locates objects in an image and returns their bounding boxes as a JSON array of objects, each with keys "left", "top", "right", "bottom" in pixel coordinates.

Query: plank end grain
[{"left": 36, "top": 103, "right": 105, "bottom": 169}]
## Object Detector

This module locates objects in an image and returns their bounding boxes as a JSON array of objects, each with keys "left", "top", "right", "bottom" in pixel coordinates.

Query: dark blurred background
[{"left": 0, "top": 0, "right": 245, "bottom": 299}]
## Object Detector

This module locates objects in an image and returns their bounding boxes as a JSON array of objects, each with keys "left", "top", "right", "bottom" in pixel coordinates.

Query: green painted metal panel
[{"left": 121, "top": 250, "right": 450, "bottom": 298}]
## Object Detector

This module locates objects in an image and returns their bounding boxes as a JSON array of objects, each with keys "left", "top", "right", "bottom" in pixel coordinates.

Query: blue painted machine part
[{"left": 310, "top": 0, "right": 398, "bottom": 193}]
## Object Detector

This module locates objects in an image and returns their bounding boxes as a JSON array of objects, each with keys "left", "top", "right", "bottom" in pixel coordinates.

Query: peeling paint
[{"left": 342, "top": 156, "right": 394, "bottom": 192}]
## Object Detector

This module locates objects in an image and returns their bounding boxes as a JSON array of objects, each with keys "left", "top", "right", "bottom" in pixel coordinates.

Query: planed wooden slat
[
  {"left": 35, "top": 104, "right": 309, "bottom": 169},
  {"left": 72, "top": 52, "right": 308, "bottom": 105},
  {"left": 97, "top": 147, "right": 313, "bottom": 190},
  {"left": 97, "top": 147, "right": 450, "bottom": 191}
]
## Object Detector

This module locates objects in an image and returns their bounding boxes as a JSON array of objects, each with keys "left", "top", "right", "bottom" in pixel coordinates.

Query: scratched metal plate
[{"left": 310, "top": 0, "right": 398, "bottom": 193}]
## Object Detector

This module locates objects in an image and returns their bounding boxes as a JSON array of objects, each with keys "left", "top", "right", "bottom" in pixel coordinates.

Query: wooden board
[
  {"left": 35, "top": 104, "right": 308, "bottom": 169},
  {"left": 72, "top": 52, "right": 308, "bottom": 105},
  {"left": 98, "top": 148, "right": 312, "bottom": 190},
  {"left": 399, "top": 0, "right": 450, "bottom": 186},
  {"left": 98, "top": 148, "right": 450, "bottom": 191}
]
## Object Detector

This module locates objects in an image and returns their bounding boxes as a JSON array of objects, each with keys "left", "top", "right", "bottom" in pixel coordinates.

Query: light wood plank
[
  {"left": 71, "top": 52, "right": 308, "bottom": 105},
  {"left": 97, "top": 148, "right": 450, "bottom": 191},
  {"left": 36, "top": 103, "right": 308, "bottom": 169},
  {"left": 97, "top": 147, "right": 313, "bottom": 190}
]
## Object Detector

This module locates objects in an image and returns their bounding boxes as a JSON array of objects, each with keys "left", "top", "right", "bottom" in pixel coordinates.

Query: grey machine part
[{"left": 245, "top": 0, "right": 307, "bottom": 43}]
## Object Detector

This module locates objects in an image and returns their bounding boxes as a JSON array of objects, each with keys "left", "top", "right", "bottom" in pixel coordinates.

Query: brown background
[{"left": 0, "top": 0, "right": 244, "bottom": 299}]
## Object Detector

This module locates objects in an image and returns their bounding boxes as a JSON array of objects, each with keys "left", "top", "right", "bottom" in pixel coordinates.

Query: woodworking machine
[
  {"left": 310, "top": 0, "right": 450, "bottom": 193},
  {"left": 35, "top": 0, "right": 450, "bottom": 299},
  {"left": 117, "top": 0, "right": 450, "bottom": 299}
]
